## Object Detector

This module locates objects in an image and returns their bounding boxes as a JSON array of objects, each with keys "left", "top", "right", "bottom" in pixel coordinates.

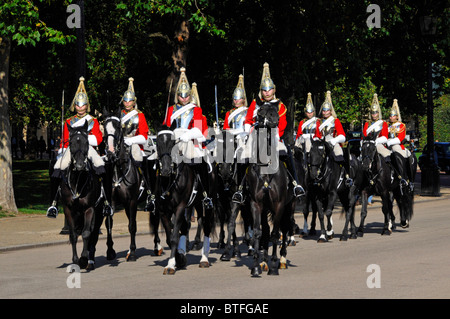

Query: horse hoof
[
  {"left": 350, "top": 234, "right": 357, "bottom": 240},
  {"left": 299, "top": 232, "right": 308, "bottom": 238},
  {"left": 278, "top": 262, "right": 287, "bottom": 270},
  {"left": 220, "top": 253, "right": 231, "bottom": 262},
  {"left": 248, "top": 248, "right": 255, "bottom": 256},
  {"left": 317, "top": 237, "right": 328, "bottom": 243},
  {"left": 339, "top": 236, "right": 348, "bottom": 242},
  {"left": 106, "top": 249, "right": 116, "bottom": 260},
  {"left": 154, "top": 248, "right": 163, "bottom": 256},
  {"left": 251, "top": 267, "right": 261, "bottom": 277},
  {"left": 268, "top": 268, "right": 279, "bottom": 275},
  {"left": 86, "top": 262, "right": 95, "bottom": 271},
  {"left": 163, "top": 267, "right": 176, "bottom": 275},
  {"left": 357, "top": 232, "right": 364, "bottom": 237},
  {"left": 191, "top": 242, "right": 202, "bottom": 251},
  {"left": 78, "top": 257, "right": 88, "bottom": 269},
  {"left": 199, "top": 261, "right": 210, "bottom": 268},
  {"left": 175, "top": 253, "right": 187, "bottom": 269},
  {"left": 126, "top": 252, "right": 137, "bottom": 262}
]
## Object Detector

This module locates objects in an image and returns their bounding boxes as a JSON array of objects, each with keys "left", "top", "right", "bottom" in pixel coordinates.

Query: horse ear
[{"left": 83, "top": 120, "right": 89, "bottom": 132}]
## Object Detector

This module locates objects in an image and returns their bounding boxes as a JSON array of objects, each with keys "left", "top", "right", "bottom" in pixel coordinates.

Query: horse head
[
  {"left": 216, "top": 130, "right": 236, "bottom": 186},
  {"left": 68, "top": 121, "right": 90, "bottom": 171},
  {"left": 308, "top": 138, "right": 328, "bottom": 180},
  {"left": 156, "top": 124, "right": 176, "bottom": 177},
  {"left": 102, "top": 107, "right": 123, "bottom": 160},
  {"left": 256, "top": 101, "right": 279, "bottom": 129},
  {"left": 361, "top": 136, "right": 377, "bottom": 172}
]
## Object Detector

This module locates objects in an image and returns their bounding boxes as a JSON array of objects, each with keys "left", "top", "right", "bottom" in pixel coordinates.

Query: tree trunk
[
  {"left": 0, "top": 36, "right": 18, "bottom": 213},
  {"left": 166, "top": 19, "right": 190, "bottom": 104}
]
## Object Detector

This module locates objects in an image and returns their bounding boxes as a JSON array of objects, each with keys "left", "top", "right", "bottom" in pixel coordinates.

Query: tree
[{"left": 0, "top": 0, "right": 73, "bottom": 213}]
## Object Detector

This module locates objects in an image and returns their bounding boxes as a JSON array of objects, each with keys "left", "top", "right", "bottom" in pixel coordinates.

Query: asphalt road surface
[{"left": 1, "top": 195, "right": 449, "bottom": 304}]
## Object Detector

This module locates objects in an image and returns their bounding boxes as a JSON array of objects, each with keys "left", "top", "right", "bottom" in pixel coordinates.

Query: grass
[{"left": 12, "top": 160, "right": 51, "bottom": 216}]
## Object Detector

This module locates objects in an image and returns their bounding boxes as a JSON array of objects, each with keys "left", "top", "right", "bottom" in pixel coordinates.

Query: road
[{"left": 1, "top": 195, "right": 449, "bottom": 303}]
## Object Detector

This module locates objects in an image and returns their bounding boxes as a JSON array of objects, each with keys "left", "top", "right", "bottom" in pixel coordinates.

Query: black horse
[
  {"left": 215, "top": 129, "right": 253, "bottom": 261},
  {"left": 245, "top": 102, "right": 296, "bottom": 276},
  {"left": 102, "top": 108, "right": 142, "bottom": 262},
  {"left": 58, "top": 122, "right": 106, "bottom": 269},
  {"left": 307, "top": 138, "right": 358, "bottom": 242},
  {"left": 357, "top": 136, "right": 416, "bottom": 235},
  {"left": 152, "top": 124, "right": 215, "bottom": 274}
]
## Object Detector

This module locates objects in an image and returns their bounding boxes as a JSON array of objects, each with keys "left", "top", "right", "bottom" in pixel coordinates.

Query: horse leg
[
  {"left": 65, "top": 210, "right": 79, "bottom": 265},
  {"left": 268, "top": 204, "right": 284, "bottom": 275},
  {"left": 260, "top": 212, "right": 270, "bottom": 273},
  {"left": 221, "top": 201, "right": 240, "bottom": 261},
  {"left": 250, "top": 202, "right": 262, "bottom": 277},
  {"left": 199, "top": 206, "right": 214, "bottom": 268},
  {"left": 87, "top": 207, "right": 107, "bottom": 270},
  {"left": 163, "top": 205, "right": 186, "bottom": 275},
  {"left": 310, "top": 201, "right": 318, "bottom": 236},
  {"left": 381, "top": 192, "right": 393, "bottom": 235},
  {"left": 316, "top": 199, "right": 327, "bottom": 243},
  {"left": 79, "top": 207, "right": 94, "bottom": 270},
  {"left": 105, "top": 215, "right": 116, "bottom": 260},
  {"left": 192, "top": 207, "right": 203, "bottom": 251},
  {"left": 125, "top": 202, "right": 138, "bottom": 262},
  {"left": 357, "top": 190, "right": 368, "bottom": 237},
  {"left": 149, "top": 210, "right": 163, "bottom": 256}
]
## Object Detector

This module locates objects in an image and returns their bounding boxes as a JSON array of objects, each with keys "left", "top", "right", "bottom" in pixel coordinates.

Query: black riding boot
[
  {"left": 141, "top": 157, "right": 156, "bottom": 213},
  {"left": 196, "top": 161, "right": 213, "bottom": 209},
  {"left": 46, "top": 176, "right": 61, "bottom": 218},
  {"left": 392, "top": 153, "right": 408, "bottom": 187},
  {"left": 284, "top": 145, "right": 305, "bottom": 198},
  {"left": 232, "top": 163, "right": 248, "bottom": 204},
  {"left": 100, "top": 172, "right": 113, "bottom": 217}
]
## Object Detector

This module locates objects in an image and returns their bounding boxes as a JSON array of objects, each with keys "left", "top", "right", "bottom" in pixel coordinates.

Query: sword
[
  {"left": 164, "top": 78, "right": 173, "bottom": 125},
  {"left": 215, "top": 85, "right": 219, "bottom": 129}
]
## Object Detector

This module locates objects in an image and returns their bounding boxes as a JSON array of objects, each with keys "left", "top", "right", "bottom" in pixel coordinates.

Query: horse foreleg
[
  {"left": 163, "top": 206, "right": 186, "bottom": 275},
  {"left": 357, "top": 190, "right": 368, "bottom": 237},
  {"left": 149, "top": 211, "right": 163, "bottom": 256},
  {"left": 125, "top": 203, "right": 138, "bottom": 262},
  {"left": 199, "top": 206, "right": 214, "bottom": 268},
  {"left": 105, "top": 215, "right": 116, "bottom": 260},
  {"left": 381, "top": 192, "right": 393, "bottom": 235},
  {"left": 250, "top": 202, "right": 262, "bottom": 277},
  {"left": 221, "top": 202, "right": 240, "bottom": 261},
  {"left": 79, "top": 207, "right": 94, "bottom": 270}
]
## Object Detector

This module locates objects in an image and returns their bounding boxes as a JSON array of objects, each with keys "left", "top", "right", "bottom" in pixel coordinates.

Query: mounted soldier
[
  {"left": 386, "top": 99, "right": 414, "bottom": 188},
  {"left": 239, "top": 62, "right": 304, "bottom": 199},
  {"left": 162, "top": 67, "right": 213, "bottom": 209},
  {"left": 362, "top": 93, "right": 391, "bottom": 162},
  {"left": 314, "top": 90, "right": 352, "bottom": 186},
  {"left": 295, "top": 92, "right": 317, "bottom": 152},
  {"left": 47, "top": 77, "right": 111, "bottom": 218}
]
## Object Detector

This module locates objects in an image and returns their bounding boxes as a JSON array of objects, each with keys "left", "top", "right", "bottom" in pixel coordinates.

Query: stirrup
[
  {"left": 103, "top": 204, "right": 113, "bottom": 217},
  {"left": 293, "top": 185, "right": 305, "bottom": 198},
  {"left": 232, "top": 191, "right": 244, "bottom": 204},
  {"left": 202, "top": 196, "right": 213, "bottom": 209},
  {"left": 345, "top": 178, "right": 353, "bottom": 187},
  {"left": 400, "top": 178, "right": 408, "bottom": 187},
  {"left": 46, "top": 206, "right": 58, "bottom": 218},
  {"left": 145, "top": 194, "right": 156, "bottom": 213}
]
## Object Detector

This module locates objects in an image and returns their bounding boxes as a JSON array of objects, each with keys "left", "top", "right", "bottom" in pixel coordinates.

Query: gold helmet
[
  {"left": 175, "top": 67, "right": 191, "bottom": 103},
  {"left": 258, "top": 62, "right": 276, "bottom": 99},
  {"left": 232, "top": 74, "right": 248, "bottom": 107},
  {"left": 70, "top": 76, "right": 90, "bottom": 112},
  {"left": 190, "top": 82, "right": 200, "bottom": 107},
  {"left": 390, "top": 99, "right": 402, "bottom": 122},
  {"left": 370, "top": 93, "right": 382, "bottom": 119},
  {"left": 319, "top": 91, "right": 337, "bottom": 118},
  {"left": 122, "top": 77, "right": 136, "bottom": 104},
  {"left": 305, "top": 92, "right": 315, "bottom": 113}
]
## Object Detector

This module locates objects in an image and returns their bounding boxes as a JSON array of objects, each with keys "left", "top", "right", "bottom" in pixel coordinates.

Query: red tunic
[
  {"left": 121, "top": 109, "right": 149, "bottom": 150},
  {"left": 388, "top": 121, "right": 406, "bottom": 150},
  {"left": 314, "top": 117, "right": 345, "bottom": 139},
  {"left": 244, "top": 99, "right": 287, "bottom": 138},
  {"left": 163, "top": 104, "right": 204, "bottom": 132},
  {"left": 363, "top": 121, "right": 389, "bottom": 139},
  {"left": 60, "top": 114, "right": 102, "bottom": 149}
]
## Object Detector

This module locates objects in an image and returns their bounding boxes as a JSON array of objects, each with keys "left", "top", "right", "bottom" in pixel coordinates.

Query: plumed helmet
[
  {"left": 122, "top": 77, "right": 136, "bottom": 103},
  {"left": 305, "top": 92, "right": 315, "bottom": 113},
  {"left": 319, "top": 91, "right": 337, "bottom": 118},
  {"left": 233, "top": 74, "right": 248, "bottom": 107},
  {"left": 390, "top": 99, "right": 402, "bottom": 122},
  {"left": 70, "top": 77, "right": 90, "bottom": 112},
  {"left": 175, "top": 67, "right": 191, "bottom": 103},
  {"left": 259, "top": 62, "right": 275, "bottom": 92},
  {"left": 370, "top": 93, "right": 382, "bottom": 119}
]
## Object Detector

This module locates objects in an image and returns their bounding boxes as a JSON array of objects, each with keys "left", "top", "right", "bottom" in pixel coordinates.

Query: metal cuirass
[
  {"left": 320, "top": 118, "right": 335, "bottom": 136},
  {"left": 69, "top": 115, "right": 94, "bottom": 132},
  {"left": 174, "top": 104, "right": 194, "bottom": 129},
  {"left": 121, "top": 112, "right": 140, "bottom": 137},
  {"left": 388, "top": 122, "right": 401, "bottom": 139},
  {"left": 302, "top": 117, "right": 317, "bottom": 135}
]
